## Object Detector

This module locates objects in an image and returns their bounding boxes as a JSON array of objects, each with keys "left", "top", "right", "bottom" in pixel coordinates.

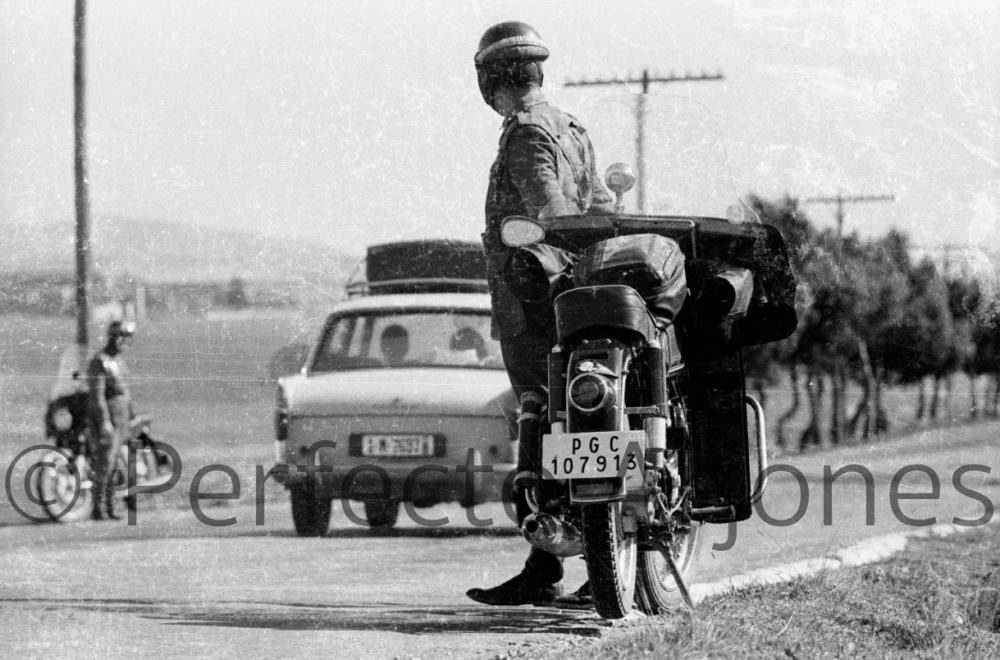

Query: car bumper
[{"left": 272, "top": 460, "right": 516, "bottom": 505}]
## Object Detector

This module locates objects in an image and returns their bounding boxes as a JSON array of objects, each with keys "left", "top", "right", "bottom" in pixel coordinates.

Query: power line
[{"left": 565, "top": 69, "right": 724, "bottom": 212}]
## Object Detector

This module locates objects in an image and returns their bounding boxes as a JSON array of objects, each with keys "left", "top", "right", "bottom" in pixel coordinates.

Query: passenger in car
[
  {"left": 449, "top": 326, "right": 487, "bottom": 364},
  {"left": 380, "top": 324, "right": 410, "bottom": 367}
]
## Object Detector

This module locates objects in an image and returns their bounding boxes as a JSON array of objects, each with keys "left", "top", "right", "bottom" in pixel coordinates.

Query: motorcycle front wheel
[
  {"left": 581, "top": 500, "right": 638, "bottom": 619},
  {"left": 34, "top": 450, "right": 93, "bottom": 523},
  {"left": 635, "top": 522, "right": 700, "bottom": 614}
]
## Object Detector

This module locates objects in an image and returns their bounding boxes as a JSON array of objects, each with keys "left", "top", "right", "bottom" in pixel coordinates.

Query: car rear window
[{"left": 311, "top": 310, "right": 503, "bottom": 372}]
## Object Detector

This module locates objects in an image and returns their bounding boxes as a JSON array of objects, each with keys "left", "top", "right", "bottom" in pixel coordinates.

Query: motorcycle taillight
[{"left": 568, "top": 373, "right": 614, "bottom": 414}]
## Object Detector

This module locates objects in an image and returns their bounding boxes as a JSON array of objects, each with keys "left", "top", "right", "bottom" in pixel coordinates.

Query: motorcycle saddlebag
[{"left": 573, "top": 234, "right": 687, "bottom": 322}]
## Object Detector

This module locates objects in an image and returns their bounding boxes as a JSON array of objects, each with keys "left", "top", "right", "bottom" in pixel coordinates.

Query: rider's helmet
[
  {"left": 107, "top": 320, "right": 136, "bottom": 341},
  {"left": 474, "top": 21, "right": 549, "bottom": 107}
]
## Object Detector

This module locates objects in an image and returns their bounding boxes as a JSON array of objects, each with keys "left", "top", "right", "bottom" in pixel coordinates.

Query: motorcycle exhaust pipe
[{"left": 521, "top": 512, "right": 583, "bottom": 557}]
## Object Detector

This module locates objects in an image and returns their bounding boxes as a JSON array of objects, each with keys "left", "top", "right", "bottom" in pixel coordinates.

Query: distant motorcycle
[
  {"left": 500, "top": 163, "right": 797, "bottom": 618},
  {"left": 35, "top": 389, "right": 175, "bottom": 522}
]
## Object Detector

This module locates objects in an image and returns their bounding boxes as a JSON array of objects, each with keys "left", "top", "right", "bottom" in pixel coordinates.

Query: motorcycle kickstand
[{"left": 648, "top": 539, "right": 696, "bottom": 610}]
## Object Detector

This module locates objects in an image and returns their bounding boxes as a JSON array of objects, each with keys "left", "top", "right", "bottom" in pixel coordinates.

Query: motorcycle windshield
[
  {"left": 572, "top": 92, "right": 751, "bottom": 221},
  {"left": 532, "top": 95, "right": 780, "bottom": 265}
]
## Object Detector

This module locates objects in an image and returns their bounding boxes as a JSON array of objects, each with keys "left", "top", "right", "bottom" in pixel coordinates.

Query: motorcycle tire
[
  {"left": 34, "top": 449, "right": 92, "bottom": 523},
  {"left": 152, "top": 446, "right": 175, "bottom": 481},
  {"left": 581, "top": 500, "right": 638, "bottom": 619},
  {"left": 290, "top": 485, "right": 332, "bottom": 537},
  {"left": 635, "top": 522, "right": 700, "bottom": 614}
]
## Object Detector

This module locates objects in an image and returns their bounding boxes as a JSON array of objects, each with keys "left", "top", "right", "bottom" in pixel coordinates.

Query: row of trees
[{"left": 745, "top": 196, "right": 1000, "bottom": 451}]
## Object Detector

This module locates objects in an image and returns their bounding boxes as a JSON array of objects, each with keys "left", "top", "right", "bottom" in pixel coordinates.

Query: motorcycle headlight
[
  {"left": 51, "top": 407, "right": 73, "bottom": 432},
  {"left": 500, "top": 216, "right": 545, "bottom": 247}
]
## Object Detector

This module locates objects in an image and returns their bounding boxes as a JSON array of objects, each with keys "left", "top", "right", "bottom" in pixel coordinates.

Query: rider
[
  {"left": 86, "top": 320, "right": 135, "bottom": 520},
  {"left": 467, "top": 20, "right": 613, "bottom": 607}
]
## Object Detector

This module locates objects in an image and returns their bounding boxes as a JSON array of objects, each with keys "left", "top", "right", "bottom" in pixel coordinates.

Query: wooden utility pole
[
  {"left": 74, "top": 0, "right": 91, "bottom": 351},
  {"left": 565, "top": 69, "right": 724, "bottom": 212},
  {"left": 801, "top": 192, "right": 895, "bottom": 266},
  {"left": 800, "top": 191, "right": 895, "bottom": 445}
]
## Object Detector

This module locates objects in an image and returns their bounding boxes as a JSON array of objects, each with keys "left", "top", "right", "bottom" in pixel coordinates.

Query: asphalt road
[{"left": 1, "top": 424, "right": 997, "bottom": 659}]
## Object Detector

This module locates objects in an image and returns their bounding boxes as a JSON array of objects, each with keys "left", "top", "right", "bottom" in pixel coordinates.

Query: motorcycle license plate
[
  {"left": 540, "top": 430, "right": 645, "bottom": 480},
  {"left": 361, "top": 434, "right": 435, "bottom": 457}
]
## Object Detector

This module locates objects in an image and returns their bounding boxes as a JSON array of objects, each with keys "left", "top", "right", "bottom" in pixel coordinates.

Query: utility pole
[
  {"left": 801, "top": 192, "right": 895, "bottom": 266},
  {"left": 565, "top": 69, "right": 724, "bottom": 212},
  {"left": 74, "top": 0, "right": 91, "bottom": 352},
  {"left": 800, "top": 191, "right": 894, "bottom": 445}
]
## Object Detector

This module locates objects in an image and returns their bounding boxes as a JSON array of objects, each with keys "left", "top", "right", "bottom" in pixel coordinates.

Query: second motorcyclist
[
  {"left": 86, "top": 320, "right": 135, "bottom": 520},
  {"left": 466, "top": 20, "right": 614, "bottom": 608}
]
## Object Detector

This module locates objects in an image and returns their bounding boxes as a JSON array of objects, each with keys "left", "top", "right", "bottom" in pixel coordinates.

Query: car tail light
[
  {"left": 274, "top": 384, "right": 289, "bottom": 441},
  {"left": 274, "top": 411, "right": 289, "bottom": 441}
]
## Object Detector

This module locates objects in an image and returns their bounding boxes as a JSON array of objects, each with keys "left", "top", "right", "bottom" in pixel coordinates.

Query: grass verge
[{"left": 568, "top": 525, "right": 1000, "bottom": 659}]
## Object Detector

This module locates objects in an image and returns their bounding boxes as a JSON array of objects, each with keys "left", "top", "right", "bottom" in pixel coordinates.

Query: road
[{"left": 1, "top": 424, "right": 997, "bottom": 659}]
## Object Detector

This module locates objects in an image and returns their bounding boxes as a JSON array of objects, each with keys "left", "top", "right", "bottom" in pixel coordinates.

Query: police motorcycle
[
  {"left": 35, "top": 381, "right": 176, "bottom": 522},
  {"left": 499, "top": 163, "right": 797, "bottom": 619}
]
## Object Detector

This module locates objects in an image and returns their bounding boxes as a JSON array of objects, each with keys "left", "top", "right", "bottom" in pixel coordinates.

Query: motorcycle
[
  {"left": 500, "top": 162, "right": 796, "bottom": 619},
  {"left": 35, "top": 387, "right": 176, "bottom": 522}
]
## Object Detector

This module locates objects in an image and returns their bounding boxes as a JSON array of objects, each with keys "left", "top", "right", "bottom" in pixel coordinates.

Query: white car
[{"left": 273, "top": 281, "right": 518, "bottom": 536}]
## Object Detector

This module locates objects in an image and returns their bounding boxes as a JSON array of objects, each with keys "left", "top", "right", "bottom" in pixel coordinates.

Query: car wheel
[
  {"left": 364, "top": 498, "right": 400, "bottom": 529},
  {"left": 290, "top": 486, "right": 332, "bottom": 537}
]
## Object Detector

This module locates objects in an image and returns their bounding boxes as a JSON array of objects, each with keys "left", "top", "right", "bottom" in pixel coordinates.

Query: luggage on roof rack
[{"left": 346, "top": 239, "right": 488, "bottom": 296}]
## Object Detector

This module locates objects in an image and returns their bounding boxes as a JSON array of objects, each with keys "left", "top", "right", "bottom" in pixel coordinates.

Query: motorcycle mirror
[
  {"left": 726, "top": 202, "right": 761, "bottom": 225},
  {"left": 500, "top": 216, "right": 546, "bottom": 247},
  {"left": 604, "top": 163, "right": 636, "bottom": 213}
]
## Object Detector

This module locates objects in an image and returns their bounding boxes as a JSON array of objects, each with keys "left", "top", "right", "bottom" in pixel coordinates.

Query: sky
[{"left": 1, "top": 0, "right": 998, "bottom": 271}]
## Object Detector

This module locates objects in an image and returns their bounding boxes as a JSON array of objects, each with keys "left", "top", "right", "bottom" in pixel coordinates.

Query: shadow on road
[
  {"left": 0, "top": 597, "right": 607, "bottom": 637},
  {"left": 262, "top": 526, "right": 522, "bottom": 539}
]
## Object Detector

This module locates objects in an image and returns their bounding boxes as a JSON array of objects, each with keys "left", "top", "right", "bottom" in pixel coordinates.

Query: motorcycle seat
[{"left": 554, "top": 285, "right": 664, "bottom": 343}]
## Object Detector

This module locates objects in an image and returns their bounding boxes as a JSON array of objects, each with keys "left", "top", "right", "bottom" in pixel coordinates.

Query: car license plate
[
  {"left": 361, "top": 434, "right": 435, "bottom": 457},
  {"left": 540, "top": 430, "right": 645, "bottom": 480}
]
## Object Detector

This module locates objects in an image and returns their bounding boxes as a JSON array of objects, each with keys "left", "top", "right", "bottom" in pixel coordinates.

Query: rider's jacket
[
  {"left": 483, "top": 101, "right": 613, "bottom": 339},
  {"left": 86, "top": 350, "right": 131, "bottom": 430}
]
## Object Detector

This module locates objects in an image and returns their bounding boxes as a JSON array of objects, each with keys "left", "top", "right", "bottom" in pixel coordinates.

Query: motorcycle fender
[
  {"left": 569, "top": 478, "right": 625, "bottom": 504},
  {"left": 563, "top": 434, "right": 646, "bottom": 505}
]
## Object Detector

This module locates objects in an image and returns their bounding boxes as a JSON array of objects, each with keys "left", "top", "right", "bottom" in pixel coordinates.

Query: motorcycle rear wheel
[
  {"left": 581, "top": 500, "right": 637, "bottom": 619},
  {"left": 635, "top": 522, "right": 700, "bottom": 614},
  {"left": 34, "top": 450, "right": 92, "bottom": 523}
]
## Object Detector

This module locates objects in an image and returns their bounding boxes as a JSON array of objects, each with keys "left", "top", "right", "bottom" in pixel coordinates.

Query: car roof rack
[
  {"left": 346, "top": 239, "right": 489, "bottom": 297},
  {"left": 346, "top": 277, "right": 488, "bottom": 297}
]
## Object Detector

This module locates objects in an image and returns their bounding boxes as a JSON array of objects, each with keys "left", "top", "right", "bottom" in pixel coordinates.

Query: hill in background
[{"left": 1, "top": 216, "right": 354, "bottom": 291}]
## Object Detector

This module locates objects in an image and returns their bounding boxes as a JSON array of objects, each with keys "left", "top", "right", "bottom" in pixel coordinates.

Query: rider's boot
[
  {"left": 553, "top": 581, "right": 593, "bottom": 609},
  {"left": 465, "top": 548, "right": 564, "bottom": 606}
]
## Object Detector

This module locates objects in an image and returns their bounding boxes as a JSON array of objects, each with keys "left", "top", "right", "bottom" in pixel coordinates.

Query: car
[{"left": 272, "top": 240, "right": 518, "bottom": 536}]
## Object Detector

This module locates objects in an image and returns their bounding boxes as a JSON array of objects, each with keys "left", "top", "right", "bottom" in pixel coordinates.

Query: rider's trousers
[
  {"left": 89, "top": 396, "right": 128, "bottom": 516},
  {"left": 500, "top": 329, "right": 564, "bottom": 583}
]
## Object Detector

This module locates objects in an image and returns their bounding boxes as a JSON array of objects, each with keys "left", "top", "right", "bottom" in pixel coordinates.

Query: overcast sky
[{"left": 2, "top": 0, "right": 997, "bottom": 269}]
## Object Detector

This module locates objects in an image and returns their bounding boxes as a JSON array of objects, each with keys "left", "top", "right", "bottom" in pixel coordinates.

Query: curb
[{"left": 688, "top": 522, "right": 974, "bottom": 605}]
